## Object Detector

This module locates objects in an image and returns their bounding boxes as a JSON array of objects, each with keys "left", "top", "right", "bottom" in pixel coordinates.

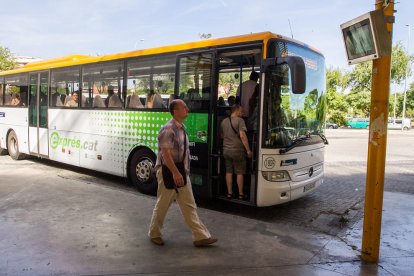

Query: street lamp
[{"left": 402, "top": 24, "right": 410, "bottom": 123}]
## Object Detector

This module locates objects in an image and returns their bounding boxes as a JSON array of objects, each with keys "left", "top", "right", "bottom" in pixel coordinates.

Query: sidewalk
[{"left": 0, "top": 157, "right": 413, "bottom": 275}]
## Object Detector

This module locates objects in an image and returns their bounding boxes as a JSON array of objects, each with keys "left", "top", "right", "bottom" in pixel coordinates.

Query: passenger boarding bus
[{"left": 0, "top": 32, "right": 327, "bottom": 207}]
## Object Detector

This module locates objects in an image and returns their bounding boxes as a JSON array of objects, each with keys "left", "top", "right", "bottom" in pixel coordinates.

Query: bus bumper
[{"left": 256, "top": 172, "right": 324, "bottom": 207}]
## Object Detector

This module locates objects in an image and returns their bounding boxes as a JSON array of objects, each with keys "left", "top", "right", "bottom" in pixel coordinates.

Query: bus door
[
  {"left": 176, "top": 51, "right": 216, "bottom": 199},
  {"left": 28, "top": 72, "right": 49, "bottom": 157},
  {"left": 211, "top": 47, "right": 262, "bottom": 203}
]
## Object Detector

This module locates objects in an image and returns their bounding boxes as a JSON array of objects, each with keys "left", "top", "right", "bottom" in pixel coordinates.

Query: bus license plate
[{"left": 303, "top": 182, "right": 315, "bottom": 193}]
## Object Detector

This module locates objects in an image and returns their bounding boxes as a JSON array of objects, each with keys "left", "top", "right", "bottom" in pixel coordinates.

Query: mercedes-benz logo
[{"left": 308, "top": 167, "right": 314, "bottom": 177}]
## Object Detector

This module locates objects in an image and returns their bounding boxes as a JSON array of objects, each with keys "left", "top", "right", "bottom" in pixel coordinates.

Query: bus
[{"left": 0, "top": 32, "right": 327, "bottom": 207}]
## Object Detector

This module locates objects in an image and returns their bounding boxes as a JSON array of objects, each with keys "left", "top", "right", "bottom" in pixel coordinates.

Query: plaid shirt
[{"left": 155, "top": 119, "right": 190, "bottom": 174}]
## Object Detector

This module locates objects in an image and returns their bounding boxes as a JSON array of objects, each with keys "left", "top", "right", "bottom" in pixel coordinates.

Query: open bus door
[
  {"left": 28, "top": 71, "right": 49, "bottom": 158},
  {"left": 211, "top": 47, "right": 262, "bottom": 204},
  {"left": 176, "top": 51, "right": 216, "bottom": 199}
]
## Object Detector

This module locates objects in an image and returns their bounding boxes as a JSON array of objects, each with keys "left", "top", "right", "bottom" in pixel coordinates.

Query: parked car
[
  {"left": 388, "top": 118, "right": 411, "bottom": 130},
  {"left": 347, "top": 118, "right": 370, "bottom": 129},
  {"left": 326, "top": 122, "right": 338, "bottom": 129}
]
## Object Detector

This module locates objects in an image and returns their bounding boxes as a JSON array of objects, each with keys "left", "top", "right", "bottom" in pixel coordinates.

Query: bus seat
[
  {"left": 108, "top": 95, "right": 123, "bottom": 108},
  {"left": 64, "top": 95, "right": 71, "bottom": 106},
  {"left": 55, "top": 96, "right": 63, "bottom": 106},
  {"left": 128, "top": 93, "right": 143, "bottom": 108},
  {"left": 152, "top": 93, "right": 165, "bottom": 108},
  {"left": 4, "top": 94, "right": 12, "bottom": 105},
  {"left": 93, "top": 94, "right": 105, "bottom": 108},
  {"left": 168, "top": 94, "right": 174, "bottom": 106},
  {"left": 82, "top": 95, "right": 88, "bottom": 106}
]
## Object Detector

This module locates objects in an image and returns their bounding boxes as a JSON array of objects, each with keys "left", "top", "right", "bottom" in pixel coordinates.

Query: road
[
  {"left": 205, "top": 128, "right": 414, "bottom": 235},
  {"left": 1, "top": 128, "right": 413, "bottom": 236}
]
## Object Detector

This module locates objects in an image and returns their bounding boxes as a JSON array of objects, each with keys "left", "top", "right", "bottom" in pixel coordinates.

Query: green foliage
[
  {"left": 326, "top": 42, "right": 414, "bottom": 123},
  {"left": 344, "top": 89, "right": 371, "bottom": 117},
  {"left": 218, "top": 72, "right": 239, "bottom": 97},
  {"left": 406, "top": 84, "right": 414, "bottom": 118},
  {"left": 325, "top": 67, "right": 348, "bottom": 125},
  {"left": 329, "top": 110, "right": 348, "bottom": 126},
  {"left": 391, "top": 83, "right": 414, "bottom": 118},
  {"left": 218, "top": 71, "right": 249, "bottom": 98},
  {"left": 391, "top": 41, "right": 413, "bottom": 85},
  {"left": 0, "top": 46, "right": 15, "bottom": 71}
]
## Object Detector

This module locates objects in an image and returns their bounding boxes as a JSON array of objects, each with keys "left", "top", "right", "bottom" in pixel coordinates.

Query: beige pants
[{"left": 148, "top": 168, "right": 211, "bottom": 241}]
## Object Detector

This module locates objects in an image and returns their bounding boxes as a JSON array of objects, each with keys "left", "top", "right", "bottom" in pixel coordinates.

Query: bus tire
[
  {"left": 7, "top": 130, "right": 25, "bottom": 160},
  {"left": 129, "top": 148, "right": 157, "bottom": 195}
]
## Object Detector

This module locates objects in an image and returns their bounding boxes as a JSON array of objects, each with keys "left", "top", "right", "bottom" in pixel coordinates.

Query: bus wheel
[
  {"left": 129, "top": 148, "right": 157, "bottom": 195},
  {"left": 7, "top": 130, "right": 25, "bottom": 160}
]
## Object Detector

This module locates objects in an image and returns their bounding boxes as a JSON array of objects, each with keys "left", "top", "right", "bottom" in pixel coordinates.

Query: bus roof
[{"left": 0, "top": 32, "right": 322, "bottom": 76}]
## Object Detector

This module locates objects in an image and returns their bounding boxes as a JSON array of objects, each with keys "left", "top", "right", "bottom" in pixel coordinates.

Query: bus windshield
[{"left": 263, "top": 40, "right": 326, "bottom": 148}]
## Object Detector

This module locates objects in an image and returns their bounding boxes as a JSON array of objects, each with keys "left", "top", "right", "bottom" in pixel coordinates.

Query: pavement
[{"left": 1, "top": 155, "right": 414, "bottom": 275}]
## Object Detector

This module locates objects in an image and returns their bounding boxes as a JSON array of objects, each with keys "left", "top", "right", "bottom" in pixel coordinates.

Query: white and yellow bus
[{"left": 0, "top": 32, "right": 327, "bottom": 206}]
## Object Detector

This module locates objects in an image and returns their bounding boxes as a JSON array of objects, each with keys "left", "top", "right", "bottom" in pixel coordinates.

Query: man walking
[{"left": 148, "top": 99, "right": 218, "bottom": 247}]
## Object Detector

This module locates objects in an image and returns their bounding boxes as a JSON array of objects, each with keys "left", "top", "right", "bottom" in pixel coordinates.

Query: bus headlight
[{"left": 262, "top": 171, "right": 291, "bottom": 182}]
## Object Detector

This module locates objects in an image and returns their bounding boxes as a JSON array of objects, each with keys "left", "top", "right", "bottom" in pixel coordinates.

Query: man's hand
[{"left": 173, "top": 171, "right": 185, "bottom": 187}]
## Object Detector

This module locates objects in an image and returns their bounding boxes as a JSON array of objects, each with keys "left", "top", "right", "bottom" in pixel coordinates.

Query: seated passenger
[
  {"left": 105, "top": 86, "right": 115, "bottom": 107},
  {"left": 10, "top": 94, "right": 21, "bottom": 106},
  {"left": 146, "top": 90, "right": 165, "bottom": 108},
  {"left": 227, "top": 95, "right": 236, "bottom": 107},
  {"left": 64, "top": 91, "right": 79, "bottom": 107},
  {"left": 218, "top": 96, "right": 226, "bottom": 106}
]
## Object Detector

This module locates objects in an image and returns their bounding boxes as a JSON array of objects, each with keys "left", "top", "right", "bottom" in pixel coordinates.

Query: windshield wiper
[
  {"left": 279, "top": 135, "right": 310, "bottom": 154},
  {"left": 317, "top": 133, "right": 329, "bottom": 145}
]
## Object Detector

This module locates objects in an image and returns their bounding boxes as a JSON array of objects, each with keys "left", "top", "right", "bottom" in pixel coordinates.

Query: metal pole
[
  {"left": 361, "top": 0, "right": 394, "bottom": 263},
  {"left": 402, "top": 24, "right": 410, "bottom": 124},
  {"left": 393, "top": 92, "right": 396, "bottom": 122}
]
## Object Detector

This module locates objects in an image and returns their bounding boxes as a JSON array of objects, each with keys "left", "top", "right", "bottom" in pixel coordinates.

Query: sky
[{"left": 1, "top": 0, "right": 413, "bottom": 76}]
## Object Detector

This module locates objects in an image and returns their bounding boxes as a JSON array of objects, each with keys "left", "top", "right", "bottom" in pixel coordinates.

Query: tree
[
  {"left": 343, "top": 42, "right": 413, "bottom": 117},
  {"left": 325, "top": 67, "right": 349, "bottom": 125},
  {"left": 391, "top": 41, "right": 413, "bottom": 85},
  {"left": 395, "top": 82, "right": 414, "bottom": 118},
  {"left": 405, "top": 83, "right": 414, "bottom": 118},
  {"left": 0, "top": 46, "right": 15, "bottom": 71}
]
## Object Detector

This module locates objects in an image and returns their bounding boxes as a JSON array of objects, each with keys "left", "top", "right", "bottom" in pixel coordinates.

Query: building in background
[{"left": 13, "top": 55, "right": 42, "bottom": 68}]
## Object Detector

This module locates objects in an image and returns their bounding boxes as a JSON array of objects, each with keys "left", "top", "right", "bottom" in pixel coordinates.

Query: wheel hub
[{"left": 136, "top": 159, "right": 153, "bottom": 182}]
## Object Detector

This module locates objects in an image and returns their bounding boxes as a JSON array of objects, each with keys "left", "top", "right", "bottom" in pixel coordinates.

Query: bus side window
[
  {"left": 82, "top": 61, "right": 125, "bottom": 109},
  {"left": 50, "top": 67, "right": 80, "bottom": 108},
  {"left": 4, "top": 74, "right": 28, "bottom": 107},
  {"left": 0, "top": 81, "right": 3, "bottom": 106},
  {"left": 127, "top": 55, "right": 175, "bottom": 110},
  {"left": 177, "top": 53, "right": 212, "bottom": 111}
]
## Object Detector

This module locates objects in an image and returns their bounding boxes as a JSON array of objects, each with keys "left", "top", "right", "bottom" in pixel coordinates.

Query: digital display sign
[{"left": 340, "top": 10, "right": 391, "bottom": 65}]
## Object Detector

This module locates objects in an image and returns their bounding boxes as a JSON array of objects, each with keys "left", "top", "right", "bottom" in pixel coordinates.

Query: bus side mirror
[{"left": 261, "top": 56, "right": 306, "bottom": 94}]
